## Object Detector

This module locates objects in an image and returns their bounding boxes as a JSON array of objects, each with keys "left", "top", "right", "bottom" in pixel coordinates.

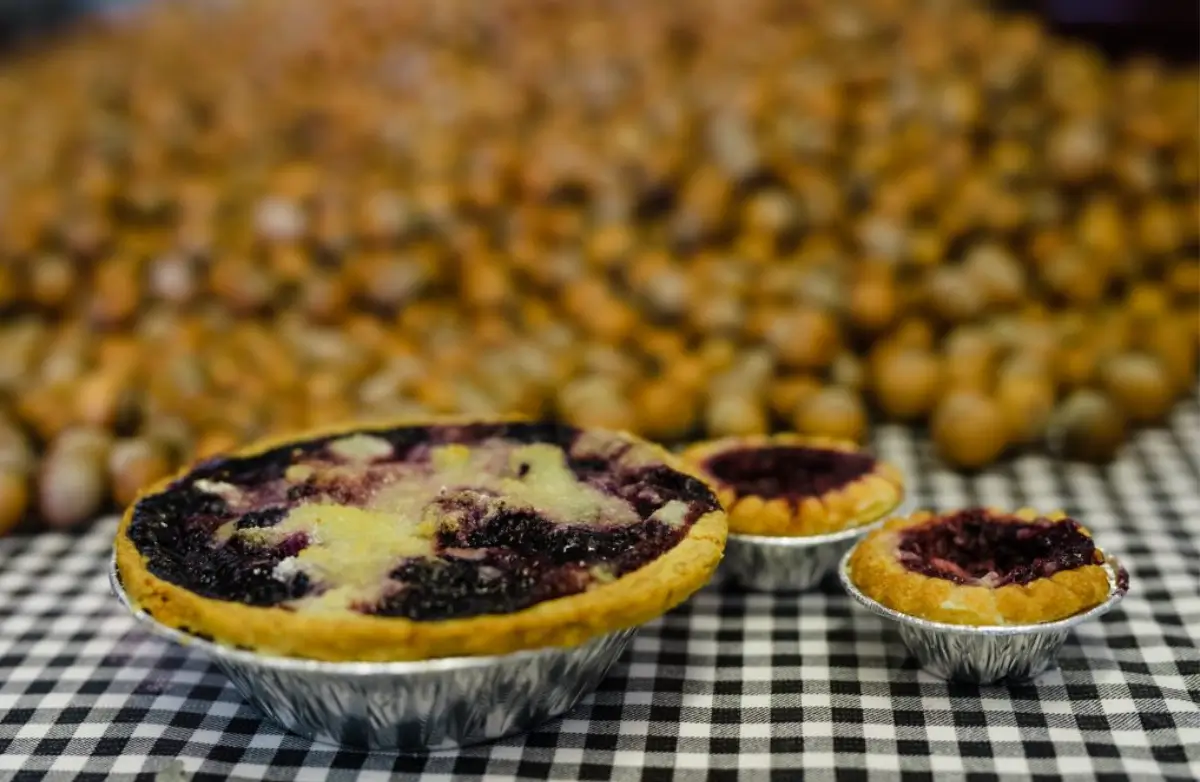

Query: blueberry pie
[
  {"left": 848, "top": 508, "right": 1118, "bottom": 626},
  {"left": 114, "top": 419, "right": 727, "bottom": 662},
  {"left": 681, "top": 434, "right": 904, "bottom": 536}
]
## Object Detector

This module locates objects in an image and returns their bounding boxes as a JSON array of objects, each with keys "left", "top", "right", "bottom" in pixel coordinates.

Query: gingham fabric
[{"left": 2, "top": 405, "right": 1198, "bottom": 782}]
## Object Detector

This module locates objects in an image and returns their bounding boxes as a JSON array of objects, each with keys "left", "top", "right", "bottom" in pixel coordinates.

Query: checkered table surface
[{"left": 2, "top": 406, "right": 1198, "bottom": 782}]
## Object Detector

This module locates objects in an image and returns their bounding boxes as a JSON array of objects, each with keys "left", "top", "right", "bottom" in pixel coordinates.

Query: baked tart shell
[
  {"left": 847, "top": 508, "right": 1114, "bottom": 626},
  {"left": 682, "top": 434, "right": 905, "bottom": 536}
]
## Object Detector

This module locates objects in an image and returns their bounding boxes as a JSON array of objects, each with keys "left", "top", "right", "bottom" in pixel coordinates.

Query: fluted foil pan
[
  {"left": 720, "top": 498, "right": 911, "bottom": 593},
  {"left": 109, "top": 558, "right": 636, "bottom": 751},
  {"left": 720, "top": 522, "right": 882, "bottom": 592},
  {"left": 838, "top": 547, "right": 1129, "bottom": 685}
]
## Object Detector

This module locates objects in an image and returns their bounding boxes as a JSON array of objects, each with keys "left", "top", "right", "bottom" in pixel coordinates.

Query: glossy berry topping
[
  {"left": 703, "top": 445, "right": 876, "bottom": 501},
  {"left": 896, "top": 509, "right": 1100, "bottom": 587},
  {"left": 127, "top": 488, "right": 312, "bottom": 606}
]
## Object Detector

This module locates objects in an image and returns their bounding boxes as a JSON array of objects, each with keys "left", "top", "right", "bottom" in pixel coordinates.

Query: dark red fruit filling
[
  {"left": 368, "top": 509, "right": 686, "bottom": 620},
  {"left": 376, "top": 511, "right": 687, "bottom": 621},
  {"left": 235, "top": 507, "right": 287, "bottom": 530},
  {"left": 365, "top": 465, "right": 715, "bottom": 620},
  {"left": 128, "top": 488, "right": 312, "bottom": 606},
  {"left": 897, "top": 509, "right": 1100, "bottom": 587},
  {"left": 127, "top": 423, "right": 718, "bottom": 621},
  {"left": 703, "top": 445, "right": 876, "bottom": 501},
  {"left": 376, "top": 553, "right": 553, "bottom": 621},
  {"left": 447, "top": 510, "right": 683, "bottom": 571}
]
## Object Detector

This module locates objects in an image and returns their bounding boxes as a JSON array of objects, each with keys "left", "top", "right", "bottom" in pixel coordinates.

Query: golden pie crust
[
  {"left": 847, "top": 508, "right": 1113, "bottom": 626},
  {"left": 681, "top": 434, "right": 905, "bottom": 536},
  {"left": 114, "top": 417, "right": 728, "bottom": 662}
]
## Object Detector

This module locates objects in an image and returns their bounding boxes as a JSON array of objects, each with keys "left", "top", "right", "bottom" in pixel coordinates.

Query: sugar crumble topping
[
  {"left": 650, "top": 500, "right": 690, "bottom": 529},
  {"left": 272, "top": 557, "right": 299, "bottom": 582},
  {"left": 193, "top": 480, "right": 243, "bottom": 503},
  {"left": 327, "top": 433, "right": 395, "bottom": 463}
]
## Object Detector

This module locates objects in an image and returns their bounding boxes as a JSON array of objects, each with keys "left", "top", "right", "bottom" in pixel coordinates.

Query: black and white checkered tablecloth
[{"left": 2, "top": 405, "right": 1198, "bottom": 782}]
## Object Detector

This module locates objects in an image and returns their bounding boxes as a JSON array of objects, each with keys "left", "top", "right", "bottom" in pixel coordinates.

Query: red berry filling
[
  {"left": 896, "top": 509, "right": 1101, "bottom": 587},
  {"left": 373, "top": 510, "right": 682, "bottom": 621},
  {"left": 128, "top": 487, "right": 313, "bottom": 606},
  {"left": 702, "top": 445, "right": 876, "bottom": 501}
]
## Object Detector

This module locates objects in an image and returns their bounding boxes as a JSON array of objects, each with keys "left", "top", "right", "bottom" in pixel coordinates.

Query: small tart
[
  {"left": 848, "top": 507, "right": 1115, "bottom": 626},
  {"left": 681, "top": 434, "right": 905, "bottom": 536},
  {"left": 115, "top": 418, "right": 727, "bottom": 662}
]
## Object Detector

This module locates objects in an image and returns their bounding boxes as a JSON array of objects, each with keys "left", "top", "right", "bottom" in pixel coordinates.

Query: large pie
[{"left": 114, "top": 419, "right": 727, "bottom": 662}]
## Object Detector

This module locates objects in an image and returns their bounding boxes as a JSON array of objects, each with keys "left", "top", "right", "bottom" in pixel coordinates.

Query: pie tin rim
[
  {"left": 726, "top": 517, "right": 885, "bottom": 551},
  {"left": 837, "top": 545, "right": 1129, "bottom": 636},
  {"left": 109, "top": 553, "right": 628, "bottom": 674}
]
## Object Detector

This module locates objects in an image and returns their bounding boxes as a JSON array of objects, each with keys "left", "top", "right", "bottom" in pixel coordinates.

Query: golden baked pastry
[
  {"left": 680, "top": 434, "right": 904, "bottom": 536},
  {"left": 114, "top": 419, "right": 727, "bottom": 662},
  {"left": 847, "top": 507, "right": 1114, "bottom": 626}
]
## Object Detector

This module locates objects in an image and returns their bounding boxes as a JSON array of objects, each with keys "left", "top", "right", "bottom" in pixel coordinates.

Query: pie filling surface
[
  {"left": 127, "top": 422, "right": 719, "bottom": 621},
  {"left": 701, "top": 445, "right": 877, "bottom": 502},
  {"left": 896, "top": 509, "right": 1103, "bottom": 588}
]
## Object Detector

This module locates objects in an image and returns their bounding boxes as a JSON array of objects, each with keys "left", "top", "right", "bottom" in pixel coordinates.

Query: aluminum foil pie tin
[
  {"left": 720, "top": 498, "right": 912, "bottom": 593},
  {"left": 837, "top": 547, "right": 1129, "bottom": 685},
  {"left": 720, "top": 521, "right": 883, "bottom": 592},
  {"left": 109, "top": 559, "right": 636, "bottom": 752}
]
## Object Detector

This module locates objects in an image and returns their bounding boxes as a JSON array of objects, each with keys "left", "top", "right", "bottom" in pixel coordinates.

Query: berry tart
[
  {"left": 847, "top": 507, "right": 1119, "bottom": 626},
  {"left": 681, "top": 434, "right": 905, "bottom": 537},
  {"left": 114, "top": 419, "right": 727, "bottom": 662}
]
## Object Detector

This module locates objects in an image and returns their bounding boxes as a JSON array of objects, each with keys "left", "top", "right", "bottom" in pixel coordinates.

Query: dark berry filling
[
  {"left": 703, "top": 445, "right": 876, "bottom": 501},
  {"left": 126, "top": 422, "right": 718, "bottom": 622},
  {"left": 1116, "top": 566, "right": 1130, "bottom": 594},
  {"left": 184, "top": 452, "right": 300, "bottom": 491},
  {"left": 439, "top": 508, "right": 685, "bottom": 571},
  {"left": 285, "top": 482, "right": 320, "bottom": 502},
  {"left": 370, "top": 477, "right": 707, "bottom": 619},
  {"left": 236, "top": 507, "right": 287, "bottom": 530},
  {"left": 897, "top": 509, "right": 1101, "bottom": 587},
  {"left": 128, "top": 490, "right": 311, "bottom": 606},
  {"left": 373, "top": 507, "right": 689, "bottom": 622},
  {"left": 375, "top": 551, "right": 580, "bottom": 621}
]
